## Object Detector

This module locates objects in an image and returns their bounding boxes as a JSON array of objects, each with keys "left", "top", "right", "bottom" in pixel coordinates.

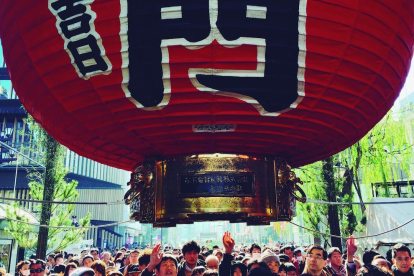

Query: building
[{"left": 0, "top": 52, "right": 141, "bottom": 268}]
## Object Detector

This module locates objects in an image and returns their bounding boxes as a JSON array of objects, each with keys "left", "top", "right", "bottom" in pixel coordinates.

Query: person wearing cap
[
  {"left": 326, "top": 248, "right": 346, "bottom": 276},
  {"left": 70, "top": 267, "right": 95, "bottom": 276},
  {"left": 261, "top": 249, "right": 280, "bottom": 274},
  {"left": 125, "top": 264, "right": 140, "bottom": 276},
  {"left": 141, "top": 244, "right": 178, "bottom": 276},
  {"left": 83, "top": 255, "right": 94, "bottom": 268}
]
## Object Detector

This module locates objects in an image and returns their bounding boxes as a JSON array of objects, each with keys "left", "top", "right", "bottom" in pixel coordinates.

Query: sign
[{"left": 178, "top": 173, "right": 255, "bottom": 197}]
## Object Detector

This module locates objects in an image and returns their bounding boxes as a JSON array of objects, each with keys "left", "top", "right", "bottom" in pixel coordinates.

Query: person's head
[
  {"left": 284, "top": 263, "right": 297, "bottom": 276},
  {"left": 305, "top": 245, "right": 327, "bottom": 275},
  {"left": 201, "top": 270, "right": 218, "bottom": 276},
  {"left": 91, "top": 261, "right": 106, "bottom": 276},
  {"left": 182, "top": 241, "right": 201, "bottom": 267},
  {"left": 278, "top": 254, "right": 289, "bottom": 264},
  {"left": 102, "top": 252, "right": 111, "bottom": 263},
  {"left": 281, "top": 246, "right": 293, "bottom": 258},
  {"left": 327, "top": 247, "right": 342, "bottom": 269},
  {"left": 54, "top": 265, "right": 66, "bottom": 275},
  {"left": 241, "top": 257, "right": 251, "bottom": 266},
  {"left": 64, "top": 263, "right": 78, "bottom": 276},
  {"left": 17, "top": 261, "right": 31, "bottom": 276},
  {"left": 154, "top": 255, "right": 178, "bottom": 276},
  {"left": 107, "top": 271, "right": 122, "bottom": 276},
  {"left": 126, "top": 264, "right": 140, "bottom": 276},
  {"left": 213, "top": 250, "right": 223, "bottom": 263},
  {"left": 294, "top": 249, "right": 302, "bottom": 260},
  {"left": 70, "top": 268, "right": 95, "bottom": 276},
  {"left": 231, "top": 262, "right": 247, "bottom": 276},
  {"left": 90, "top": 249, "right": 99, "bottom": 260},
  {"left": 249, "top": 243, "right": 261, "bottom": 255},
  {"left": 392, "top": 243, "right": 412, "bottom": 273},
  {"left": 48, "top": 255, "right": 56, "bottom": 265},
  {"left": 205, "top": 255, "right": 219, "bottom": 271},
  {"left": 83, "top": 256, "right": 94, "bottom": 268},
  {"left": 247, "top": 261, "right": 272, "bottom": 276},
  {"left": 191, "top": 266, "right": 206, "bottom": 276},
  {"left": 55, "top": 254, "right": 65, "bottom": 266},
  {"left": 138, "top": 249, "right": 151, "bottom": 272},
  {"left": 260, "top": 250, "right": 280, "bottom": 274},
  {"left": 372, "top": 257, "right": 391, "bottom": 271},
  {"left": 363, "top": 250, "right": 380, "bottom": 265},
  {"left": 279, "top": 264, "right": 287, "bottom": 276},
  {"left": 129, "top": 250, "right": 139, "bottom": 265},
  {"left": 30, "top": 260, "right": 46, "bottom": 276}
]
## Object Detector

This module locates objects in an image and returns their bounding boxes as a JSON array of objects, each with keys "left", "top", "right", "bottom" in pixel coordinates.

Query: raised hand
[
  {"left": 347, "top": 235, "right": 357, "bottom": 262},
  {"left": 223, "top": 231, "right": 235, "bottom": 255},
  {"left": 147, "top": 244, "right": 163, "bottom": 272}
]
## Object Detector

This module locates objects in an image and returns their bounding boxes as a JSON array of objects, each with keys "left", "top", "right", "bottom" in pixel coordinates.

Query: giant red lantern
[{"left": 1, "top": 0, "right": 414, "bottom": 225}]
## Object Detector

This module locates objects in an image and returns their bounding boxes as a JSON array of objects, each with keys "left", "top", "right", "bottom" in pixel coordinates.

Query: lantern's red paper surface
[{"left": 0, "top": 0, "right": 413, "bottom": 171}]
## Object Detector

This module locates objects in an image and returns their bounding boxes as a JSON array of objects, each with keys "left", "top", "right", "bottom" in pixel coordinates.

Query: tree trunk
[
  {"left": 36, "top": 133, "right": 60, "bottom": 259},
  {"left": 341, "top": 166, "right": 357, "bottom": 235},
  {"left": 322, "top": 156, "right": 342, "bottom": 250}
]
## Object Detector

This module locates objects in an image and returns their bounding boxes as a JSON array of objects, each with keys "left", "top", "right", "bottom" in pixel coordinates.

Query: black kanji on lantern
[{"left": 127, "top": 0, "right": 300, "bottom": 113}]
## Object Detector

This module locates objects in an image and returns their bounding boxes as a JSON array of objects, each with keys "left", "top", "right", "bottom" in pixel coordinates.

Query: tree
[
  {"left": 296, "top": 104, "right": 414, "bottom": 245},
  {"left": 5, "top": 115, "right": 91, "bottom": 258}
]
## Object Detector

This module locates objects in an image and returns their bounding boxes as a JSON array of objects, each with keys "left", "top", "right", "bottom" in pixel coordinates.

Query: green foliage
[
  {"left": 6, "top": 115, "right": 91, "bottom": 251},
  {"left": 4, "top": 203, "right": 37, "bottom": 249},
  {"left": 296, "top": 104, "right": 414, "bottom": 239}
]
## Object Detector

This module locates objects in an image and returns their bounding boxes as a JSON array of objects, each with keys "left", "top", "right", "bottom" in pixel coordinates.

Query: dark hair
[
  {"left": 280, "top": 246, "right": 293, "bottom": 253},
  {"left": 393, "top": 243, "right": 411, "bottom": 258},
  {"left": 279, "top": 264, "right": 287, "bottom": 273},
  {"left": 155, "top": 254, "right": 178, "bottom": 271},
  {"left": 16, "top": 261, "right": 31, "bottom": 272},
  {"left": 30, "top": 260, "right": 46, "bottom": 269},
  {"left": 54, "top": 254, "right": 64, "bottom": 262},
  {"left": 248, "top": 263, "right": 272, "bottom": 275},
  {"left": 191, "top": 266, "right": 206, "bottom": 276},
  {"left": 182, "top": 240, "right": 201, "bottom": 255},
  {"left": 231, "top": 262, "right": 247, "bottom": 276},
  {"left": 307, "top": 245, "right": 327, "bottom": 260},
  {"left": 54, "top": 265, "right": 66, "bottom": 274},
  {"left": 293, "top": 249, "right": 302, "bottom": 255},
  {"left": 385, "top": 249, "right": 392, "bottom": 263},
  {"left": 71, "top": 260, "right": 80, "bottom": 268},
  {"left": 363, "top": 250, "right": 380, "bottom": 265},
  {"left": 64, "top": 263, "right": 78, "bottom": 276},
  {"left": 91, "top": 260, "right": 106, "bottom": 276},
  {"left": 114, "top": 258, "right": 123, "bottom": 265},
  {"left": 138, "top": 250, "right": 151, "bottom": 266},
  {"left": 327, "top": 247, "right": 341, "bottom": 258},
  {"left": 358, "top": 264, "right": 393, "bottom": 276},
  {"left": 247, "top": 260, "right": 269, "bottom": 272},
  {"left": 284, "top": 263, "right": 296, "bottom": 272},
  {"left": 202, "top": 270, "right": 218, "bottom": 276},
  {"left": 114, "top": 252, "right": 123, "bottom": 261},
  {"left": 249, "top": 243, "right": 261, "bottom": 254}
]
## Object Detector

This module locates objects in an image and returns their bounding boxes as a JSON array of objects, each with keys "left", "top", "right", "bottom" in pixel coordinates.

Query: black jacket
[{"left": 177, "top": 260, "right": 206, "bottom": 276}]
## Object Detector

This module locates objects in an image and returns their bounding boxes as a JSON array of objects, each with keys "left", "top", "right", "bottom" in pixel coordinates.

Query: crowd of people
[{"left": 2, "top": 232, "right": 414, "bottom": 276}]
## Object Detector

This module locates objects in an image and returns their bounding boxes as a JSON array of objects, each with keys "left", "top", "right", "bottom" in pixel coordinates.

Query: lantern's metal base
[{"left": 124, "top": 154, "right": 306, "bottom": 227}]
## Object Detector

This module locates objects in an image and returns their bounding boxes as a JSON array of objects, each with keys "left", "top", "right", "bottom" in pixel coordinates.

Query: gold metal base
[{"left": 124, "top": 154, "right": 306, "bottom": 227}]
